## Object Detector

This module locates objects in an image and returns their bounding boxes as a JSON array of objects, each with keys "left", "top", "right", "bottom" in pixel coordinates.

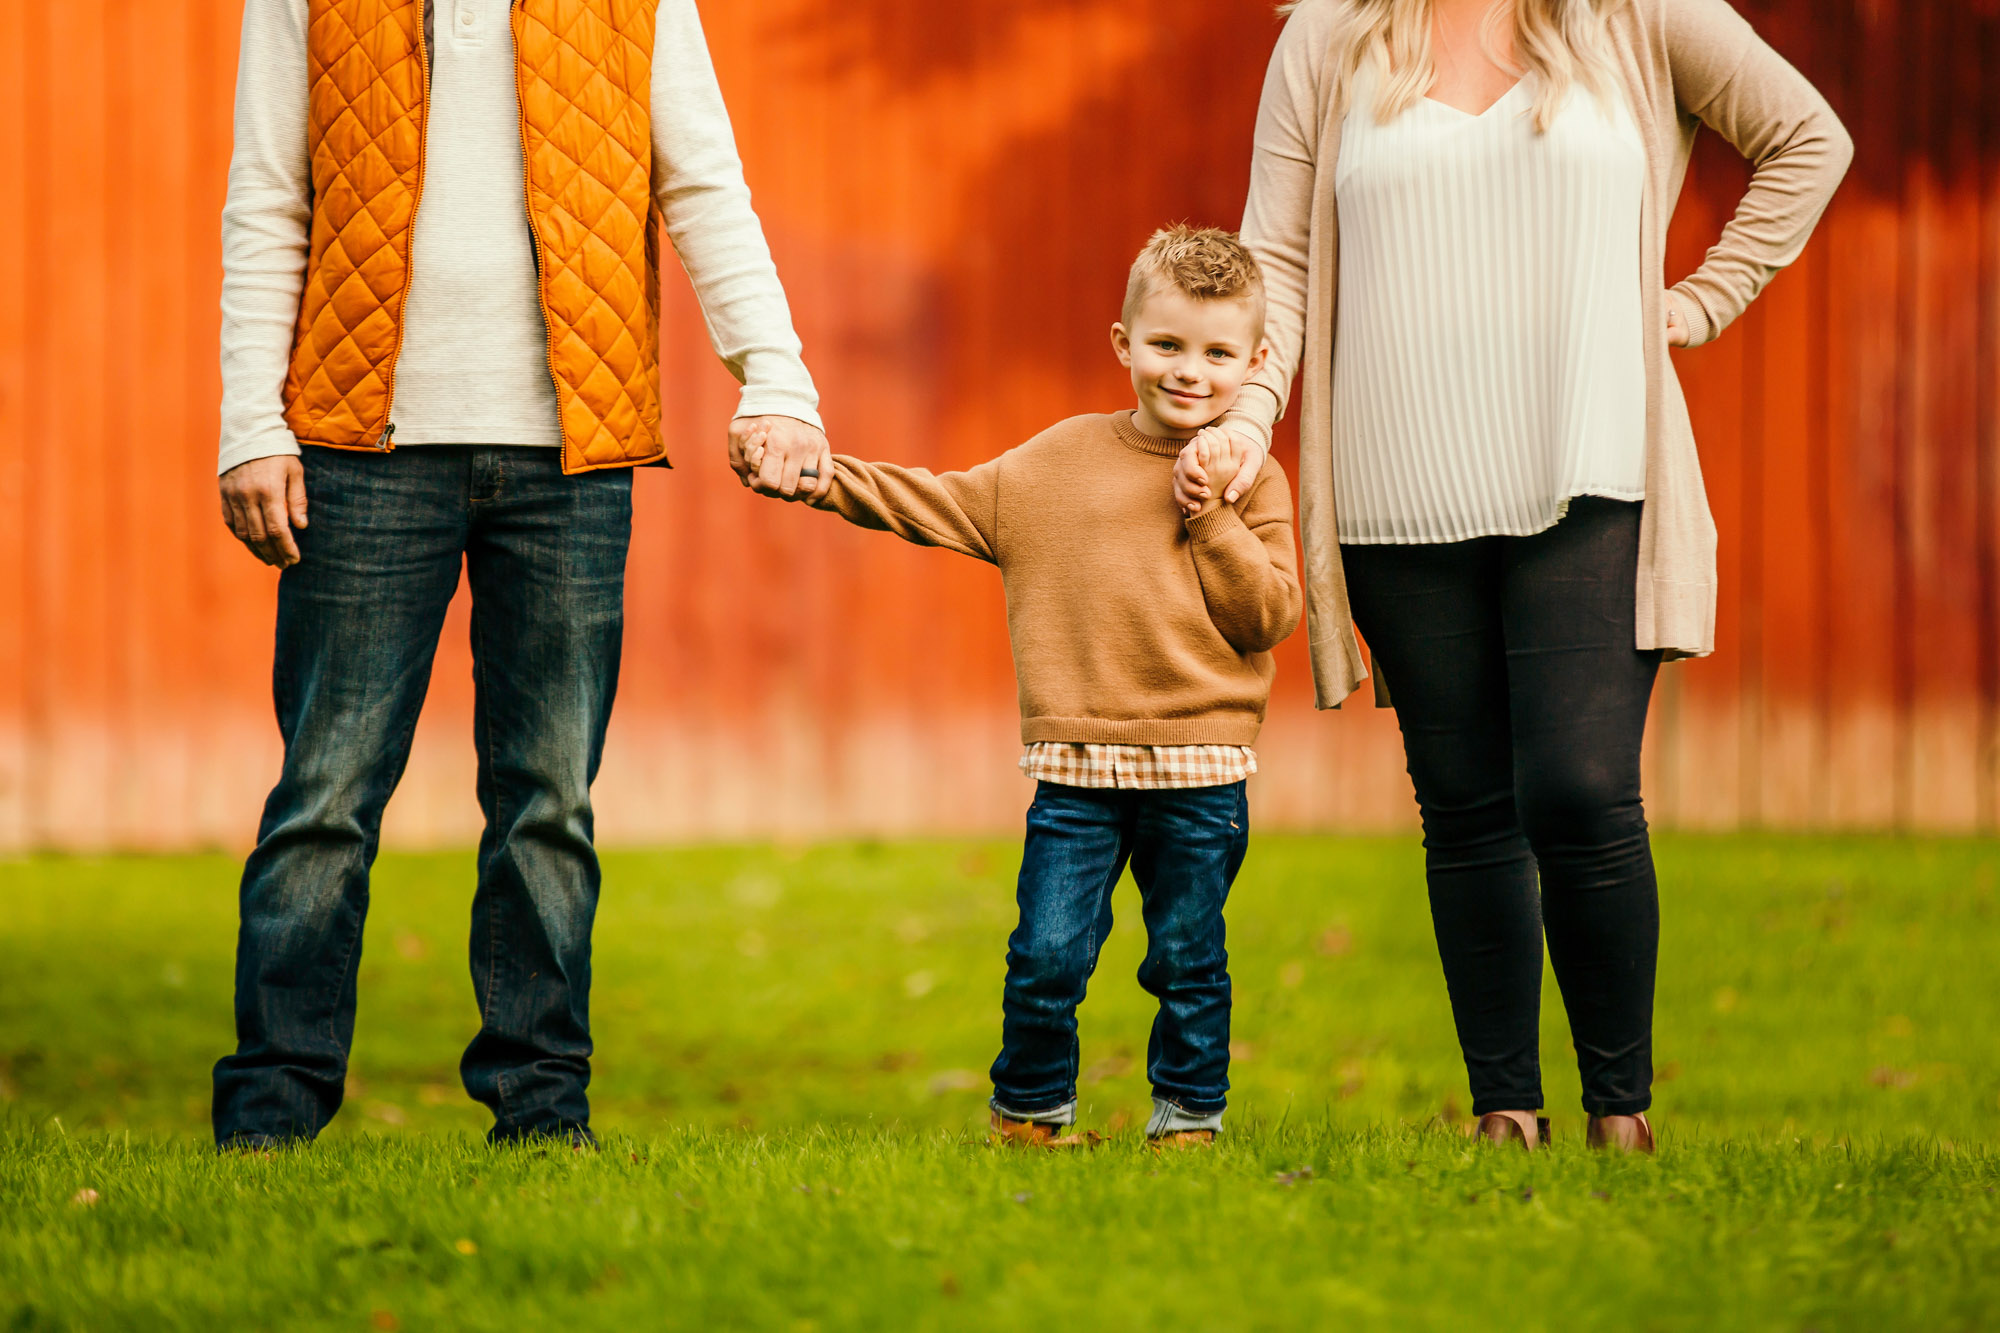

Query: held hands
[
  {"left": 1665, "top": 298, "right": 1691, "bottom": 348},
  {"left": 731, "top": 414, "right": 832, "bottom": 502},
  {"left": 1174, "top": 427, "right": 1261, "bottom": 518},
  {"left": 219, "top": 455, "right": 308, "bottom": 567}
]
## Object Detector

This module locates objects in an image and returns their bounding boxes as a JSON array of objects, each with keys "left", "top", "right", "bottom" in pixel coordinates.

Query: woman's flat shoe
[
  {"left": 1474, "top": 1113, "right": 1548, "bottom": 1149},
  {"left": 1586, "top": 1112, "right": 1655, "bottom": 1154}
]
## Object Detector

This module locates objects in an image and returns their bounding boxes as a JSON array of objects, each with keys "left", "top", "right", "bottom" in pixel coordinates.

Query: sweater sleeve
[
  {"left": 216, "top": 0, "right": 312, "bottom": 476},
  {"left": 652, "top": 0, "right": 823, "bottom": 429},
  {"left": 1662, "top": 0, "right": 1854, "bottom": 347},
  {"left": 1184, "top": 462, "right": 1304, "bottom": 654},
  {"left": 1221, "top": 1, "right": 1332, "bottom": 454},
  {"left": 811, "top": 455, "right": 1003, "bottom": 564}
]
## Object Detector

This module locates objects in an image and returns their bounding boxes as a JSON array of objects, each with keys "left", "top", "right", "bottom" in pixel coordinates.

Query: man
[{"left": 213, "top": 0, "right": 830, "bottom": 1149}]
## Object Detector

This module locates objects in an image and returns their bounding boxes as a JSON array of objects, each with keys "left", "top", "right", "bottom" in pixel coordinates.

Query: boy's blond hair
[{"left": 1122, "top": 225, "right": 1266, "bottom": 336}]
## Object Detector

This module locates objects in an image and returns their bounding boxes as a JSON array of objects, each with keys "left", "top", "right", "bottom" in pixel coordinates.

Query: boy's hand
[
  {"left": 1173, "top": 428, "right": 1262, "bottom": 516},
  {"left": 1180, "top": 427, "right": 1241, "bottom": 518}
]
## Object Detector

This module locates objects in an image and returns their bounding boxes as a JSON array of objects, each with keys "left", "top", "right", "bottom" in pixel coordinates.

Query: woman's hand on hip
[{"left": 1665, "top": 299, "right": 1692, "bottom": 348}]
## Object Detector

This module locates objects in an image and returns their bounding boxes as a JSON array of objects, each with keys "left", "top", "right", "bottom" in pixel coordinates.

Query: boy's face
[{"left": 1112, "top": 288, "right": 1269, "bottom": 439}]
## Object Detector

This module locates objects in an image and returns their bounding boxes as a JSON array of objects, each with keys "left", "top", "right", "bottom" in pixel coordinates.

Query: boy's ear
[
  {"left": 1110, "top": 322, "right": 1134, "bottom": 368},
  {"left": 1248, "top": 338, "right": 1271, "bottom": 374}
]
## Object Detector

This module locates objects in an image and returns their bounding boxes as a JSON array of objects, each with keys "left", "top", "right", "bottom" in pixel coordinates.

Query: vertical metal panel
[{"left": 0, "top": 0, "right": 1995, "bottom": 849}]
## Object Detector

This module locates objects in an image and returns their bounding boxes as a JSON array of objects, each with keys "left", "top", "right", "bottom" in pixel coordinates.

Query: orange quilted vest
[{"left": 281, "top": 0, "right": 666, "bottom": 474}]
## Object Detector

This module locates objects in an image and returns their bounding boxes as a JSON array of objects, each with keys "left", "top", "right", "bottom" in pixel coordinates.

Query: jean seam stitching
[{"left": 470, "top": 514, "right": 516, "bottom": 1129}]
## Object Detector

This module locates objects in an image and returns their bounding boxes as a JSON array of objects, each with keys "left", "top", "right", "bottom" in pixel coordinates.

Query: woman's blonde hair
[{"left": 1284, "top": 0, "right": 1627, "bottom": 133}]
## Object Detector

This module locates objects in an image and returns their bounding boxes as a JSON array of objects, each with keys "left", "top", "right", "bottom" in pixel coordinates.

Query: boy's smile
[{"left": 1112, "top": 287, "right": 1269, "bottom": 440}]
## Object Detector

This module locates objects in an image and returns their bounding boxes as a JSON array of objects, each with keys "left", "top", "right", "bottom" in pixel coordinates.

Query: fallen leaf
[
  {"left": 1317, "top": 926, "right": 1353, "bottom": 956},
  {"left": 454, "top": 1239, "right": 477, "bottom": 1256},
  {"left": 1868, "top": 1067, "right": 1917, "bottom": 1089},
  {"left": 370, "top": 1313, "right": 399, "bottom": 1332},
  {"left": 70, "top": 1188, "right": 99, "bottom": 1207}
]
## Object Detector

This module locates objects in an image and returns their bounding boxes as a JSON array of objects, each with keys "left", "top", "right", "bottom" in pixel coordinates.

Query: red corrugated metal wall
[{"left": 0, "top": 0, "right": 1994, "bottom": 850}]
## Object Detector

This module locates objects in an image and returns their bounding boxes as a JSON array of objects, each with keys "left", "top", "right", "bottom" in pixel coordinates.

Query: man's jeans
[
  {"left": 213, "top": 446, "right": 631, "bottom": 1147},
  {"left": 990, "top": 781, "right": 1248, "bottom": 1122}
]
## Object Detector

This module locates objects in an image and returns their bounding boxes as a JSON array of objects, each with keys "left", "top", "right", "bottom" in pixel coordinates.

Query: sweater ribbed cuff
[{"left": 1183, "top": 504, "right": 1246, "bottom": 544}]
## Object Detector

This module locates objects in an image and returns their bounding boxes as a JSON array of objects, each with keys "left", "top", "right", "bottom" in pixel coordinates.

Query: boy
[{"left": 748, "top": 226, "right": 1301, "bottom": 1146}]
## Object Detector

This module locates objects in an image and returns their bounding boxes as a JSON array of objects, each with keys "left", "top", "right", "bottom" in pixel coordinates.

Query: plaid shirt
[{"left": 1019, "top": 743, "right": 1257, "bottom": 790}]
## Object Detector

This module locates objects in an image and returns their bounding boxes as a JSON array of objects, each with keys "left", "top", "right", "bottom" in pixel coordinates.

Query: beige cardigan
[{"left": 1221, "top": 0, "right": 1854, "bottom": 708}]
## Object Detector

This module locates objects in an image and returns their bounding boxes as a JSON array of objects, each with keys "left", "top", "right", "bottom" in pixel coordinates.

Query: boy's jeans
[
  {"left": 990, "top": 780, "right": 1248, "bottom": 1124},
  {"left": 212, "top": 446, "right": 630, "bottom": 1148}
]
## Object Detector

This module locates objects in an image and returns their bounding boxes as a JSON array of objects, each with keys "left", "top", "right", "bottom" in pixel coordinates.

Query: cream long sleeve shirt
[{"left": 218, "top": 0, "right": 821, "bottom": 475}]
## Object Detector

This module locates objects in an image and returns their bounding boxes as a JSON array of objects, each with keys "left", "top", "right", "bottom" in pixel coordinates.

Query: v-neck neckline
[{"left": 1421, "top": 77, "right": 1527, "bottom": 120}]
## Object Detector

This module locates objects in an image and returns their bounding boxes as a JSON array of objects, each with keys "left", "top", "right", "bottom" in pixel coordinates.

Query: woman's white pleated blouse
[{"left": 1330, "top": 62, "right": 1649, "bottom": 545}]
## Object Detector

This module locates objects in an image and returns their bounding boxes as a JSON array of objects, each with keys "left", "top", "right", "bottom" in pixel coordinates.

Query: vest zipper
[
  {"left": 513, "top": 0, "right": 569, "bottom": 468},
  {"left": 375, "top": 3, "right": 434, "bottom": 451}
]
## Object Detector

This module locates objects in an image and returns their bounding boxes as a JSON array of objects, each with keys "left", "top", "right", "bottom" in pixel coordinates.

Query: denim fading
[{"left": 213, "top": 445, "right": 630, "bottom": 1147}]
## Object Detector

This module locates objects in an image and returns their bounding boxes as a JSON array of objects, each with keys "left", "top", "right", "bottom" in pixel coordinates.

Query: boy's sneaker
[
  {"left": 988, "top": 1111, "right": 1099, "bottom": 1149},
  {"left": 1146, "top": 1129, "right": 1217, "bottom": 1151}
]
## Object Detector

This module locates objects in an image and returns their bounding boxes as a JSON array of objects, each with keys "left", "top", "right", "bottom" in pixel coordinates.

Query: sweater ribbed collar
[{"left": 1112, "top": 410, "right": 1196, "bottom": 459}]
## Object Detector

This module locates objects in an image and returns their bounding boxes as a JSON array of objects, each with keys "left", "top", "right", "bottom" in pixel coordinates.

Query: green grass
[{"left": 3, "top": 835, "right": 1998, "bottom": 1329}]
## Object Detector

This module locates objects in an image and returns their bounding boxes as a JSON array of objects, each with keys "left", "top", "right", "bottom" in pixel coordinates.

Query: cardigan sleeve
[
  {"left": 1661, "top": 0, "right": 1854, "bottom": 347},
  {"left": 1220, "top": 1, "right": 1335, "bottom": 453}
]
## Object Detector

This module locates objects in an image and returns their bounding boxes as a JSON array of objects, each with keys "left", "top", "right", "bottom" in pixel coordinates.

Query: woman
[{"left": 1178, "top": 0, "right": 1851, "bottom": 1150}]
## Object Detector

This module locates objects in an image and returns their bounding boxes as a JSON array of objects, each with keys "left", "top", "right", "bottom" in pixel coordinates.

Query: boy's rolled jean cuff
[
  {"left": 989, "top": 1096, "right": 1077, "bottom": 1128},
  {"left": 1147, "top": 1098, "right": 1224, "bottom": 1136}
]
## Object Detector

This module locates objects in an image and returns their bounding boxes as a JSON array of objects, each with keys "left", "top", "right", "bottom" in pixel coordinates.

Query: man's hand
[
  {"left": 219, "top": 455, "right": 308, "bottom": 567},
  {"left": 730, "top": 414, "right": 831, "bottom": 502},
  {"left": 1173, "top": 428, "right": 1265, "bottom": 517}
]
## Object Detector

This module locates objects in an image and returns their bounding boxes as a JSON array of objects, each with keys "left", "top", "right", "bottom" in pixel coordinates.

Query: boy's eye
[
  {"left": 1207, "top": 348, "right": 1233, "bottom": 360},
  {"left": 1153, "top": 342, "right": 1178, "bottom": 353}
]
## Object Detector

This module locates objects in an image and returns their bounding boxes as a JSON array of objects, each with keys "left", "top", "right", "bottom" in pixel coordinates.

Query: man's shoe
[
  {"left": 1146, "top": 1129, "right": 1217, "bottom": 1151},
  {"left": 1585, "top": 1112, "right": 1655, "bottom": 1154},
  {"left": 988, "top": 1111, "right": 1096, "bottom": 1148}
]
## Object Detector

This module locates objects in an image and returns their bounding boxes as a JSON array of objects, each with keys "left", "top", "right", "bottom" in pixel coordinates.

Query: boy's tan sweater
[{"left": 812, "top": 412, "right": 1303, "bottom": 746}]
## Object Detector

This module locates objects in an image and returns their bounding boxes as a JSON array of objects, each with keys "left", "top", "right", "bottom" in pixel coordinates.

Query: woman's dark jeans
[
  {"left": 991, "top": 781, "right": 1248, "bottom": 1119},
  {"left": 1342, "top": 497, "right": 1661, "bottom": 1118},
  {"left": 212, "top": 446, "right": 631, "bottom": 1148}
]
